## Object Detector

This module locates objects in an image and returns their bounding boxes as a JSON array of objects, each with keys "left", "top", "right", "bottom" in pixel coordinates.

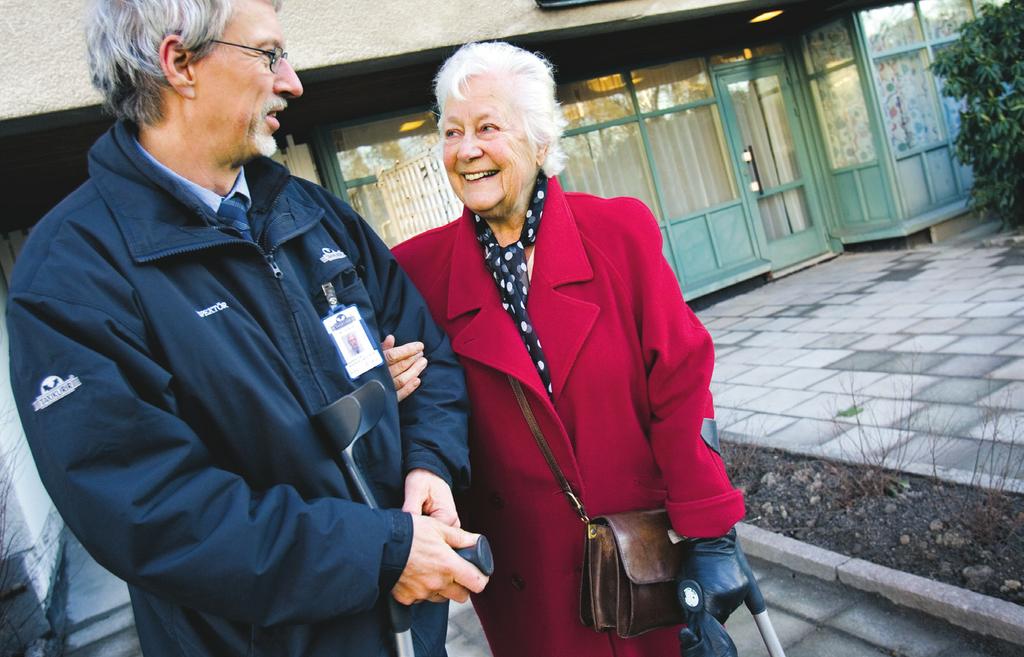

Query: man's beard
[{"left": 250, "top": 96, "right": 289, "bottom": 158}]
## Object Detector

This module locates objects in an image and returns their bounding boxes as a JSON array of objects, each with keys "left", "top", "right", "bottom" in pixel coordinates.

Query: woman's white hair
[
  {"left": 86, "top": 0, "right": 284, "bottom": 126},
  {"left": 434, "top": 41, "right": 568, "bottom": 177}
]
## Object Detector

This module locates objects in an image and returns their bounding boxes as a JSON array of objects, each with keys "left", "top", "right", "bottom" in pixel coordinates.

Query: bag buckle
[{"left": 566, "top": 489, "right": 590, "bottom": 524}]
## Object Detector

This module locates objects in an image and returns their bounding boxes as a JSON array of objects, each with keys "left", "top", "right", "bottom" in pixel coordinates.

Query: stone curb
[{"left": 736, "top": 522, "right": 1024, "bottom": 645}]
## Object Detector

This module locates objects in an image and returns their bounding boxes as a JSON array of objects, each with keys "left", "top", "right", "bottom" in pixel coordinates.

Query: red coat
[{"left": 393, "top": 178, "right": 744, "bottom": 657}]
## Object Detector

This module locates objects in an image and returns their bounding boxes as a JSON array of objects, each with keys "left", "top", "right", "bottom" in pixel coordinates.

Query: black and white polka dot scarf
[{"left": 474, "top": 173, "right": 553, "bottom": 397}]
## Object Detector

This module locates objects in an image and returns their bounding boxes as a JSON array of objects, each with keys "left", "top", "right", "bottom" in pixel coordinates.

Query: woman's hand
[
  {"left": 381, "top": 334, "right": 427, "bottom": 402},
  {"left": 402, "top": 468, "right": 461, "bottom": 528}
]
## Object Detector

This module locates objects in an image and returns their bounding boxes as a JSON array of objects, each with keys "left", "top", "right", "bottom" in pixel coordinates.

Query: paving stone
[
  {"left": 725, "top": 606, "right": 816, "bottom": 657},
  {"left": 788, "top": 349, "right": 853, "bottom": 368},
  {"left": 860, "top": 317, "right": 922, "bottom": 334},
  {"left": 758, "top": 348, "right": 816, "bottom": 366},
  {"left": 859, "top": 373, "right": 941, "bottom": 400},
  {"left": 971, "top": 288, "right": 1024, "bottom": 302},
  {"left": 827, "top": 351, "right": 897, "bottom": 372},
  {"left": 949, "top": 317, "right": 1024, "bottom": 335},
  {"left": 785, "top": 628, "right": 893, "bottom": 657},
  {"left": 903, "top": 435, "right": 1024, "bottom": 478},
  {"left": 713, "top": 384, "right": 774, "bottom": 408},
  {"left": 870, "top": 352, "right": 948, "bottom": 374},
  {"left": 999, "top": 338, "right": 1024, "bottom": 356},
  {"left": 871, "top": 303, "right": 931, "bottom": 318},
  {"left": 771, "top": 367, "right": 838, "bottom": 390},
  {"left": 848, "top": 334, "right": 906, "bottom": 351},
  {"left": 716, "top": 346, "right": 775, "bottom": 365},
  {"left": 978, "top": 381, "right": 1024, "bottom": 411},
  {"left": 834, "top": 397, "right": 924, "bottom": 429},
  {"left": 990, "top": 358, "right": 1024, "bottom": 380},
  {"left": 726, "top": 317, "right": 776, "bottom": 331},
  {"left": 965, "top": 301, "right": 1024, "bottom": 317},
  {"left": 809, "top": 371, "right": 886, "bottom": 395},
  {"left": 927, "top": 354, "right": 1014, "bottom": 378},
  {"left": 701, "top": 316, "right": 746, "bottom": 330},
  {"left": 711, "top": 362, "right": 751, "bottom": 383},
  {"left": 762, "top": 417, "right": 847, "bottom": 447},
  {"left": 806, "top": 333, "right": 866, "bottom": 349},
  {"left": 939, "top": 335, "right": 1020, "bottom": 355},
  {"left": 744, "top": 331, "right": 826, "bottom": 349},
  {"left": 818, "top": 425, "right": 916, "bottom": 463},
  {"left": 758, "top": 316, "right": 810, "bottom": 331},
  {"left": 914, "top": 302, "right": 978, "bottom": 318},
  {"left": 714, "top": 407, "right": 753, "bottom": 429},
  {"left": 832, "top": 317, "right": 881, "bottom": 333},
  {"left": 711, "top": 330, "right": 753, "bottom": 345},
  {"left": 721, "top": 413, "right": 798, "bottom": 442},
  {"left": 728, "top": 365, "right": 794, "bottom": 386},
  {"left": 743, "top": 388, "right": 821, "bottom": 414},
  {"left": 966, "top": 410, "right": 1024, "bottom": 443},
  {"left": 890, "top": 334, "right": 960, "bottom": 352},
  {"left": 785, "top": 392, "right": 854, "bottom": 421},
  {"left": 828, "top": 597, "right": 959, "bottom": 657},
  {"left": 907, "top": 403, "right": 989, "bottom": 437},
  {"left": 789, "top": 317, "right": 841, "bottom": 332},
  {"left": 916, "top": 377, "right": 1008, "bottom": 404},
  {"left": 903, "top": 317, "right": 969, "bottom": 334}
]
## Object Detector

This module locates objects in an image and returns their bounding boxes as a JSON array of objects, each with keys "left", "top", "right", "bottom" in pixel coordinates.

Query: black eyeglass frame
[{"left": 209, "top": 39, "right": 288, "bottom": 72}]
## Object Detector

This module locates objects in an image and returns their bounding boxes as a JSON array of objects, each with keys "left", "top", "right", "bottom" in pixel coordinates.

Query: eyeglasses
[{"left": 210, "top": 39, "right": 288, "bottom": 73}]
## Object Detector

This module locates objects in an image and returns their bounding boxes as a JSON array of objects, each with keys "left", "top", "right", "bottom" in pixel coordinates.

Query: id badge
[{"left": 322, "top": 304, "right": 384, "bottom": 379}]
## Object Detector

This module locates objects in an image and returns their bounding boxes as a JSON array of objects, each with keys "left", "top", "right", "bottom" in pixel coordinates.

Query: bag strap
[{"left": 508, "top": 376, "right": 590, "bottom": 524}]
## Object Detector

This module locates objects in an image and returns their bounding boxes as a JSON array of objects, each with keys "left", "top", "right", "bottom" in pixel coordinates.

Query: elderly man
[{"left": 6, "top": 1, "right": 486, "bottom": 655}]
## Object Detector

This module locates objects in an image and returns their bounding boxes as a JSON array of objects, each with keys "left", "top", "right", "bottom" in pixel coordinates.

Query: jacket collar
[
  {"left": 446, "top": 177, "right": 599, "bottom": 402},
  {"left": 88, "top": 121, "right": 319, "bottom": 263}
]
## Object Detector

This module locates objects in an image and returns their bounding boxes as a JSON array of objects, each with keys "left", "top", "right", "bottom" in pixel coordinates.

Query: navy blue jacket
[{"left": 6, "top": 121, "right": 470, "bottom": 657}]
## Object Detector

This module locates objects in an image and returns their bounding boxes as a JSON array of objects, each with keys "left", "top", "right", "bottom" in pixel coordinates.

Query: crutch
[
  {"left": 737, "top": 542, "right": 785, "bottom": 657},
  {"left": 314, "top": 380, "right": 494, "bottom": 657}
]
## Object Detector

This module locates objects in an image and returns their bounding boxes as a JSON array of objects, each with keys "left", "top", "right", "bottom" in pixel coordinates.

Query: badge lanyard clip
[{"left": 322, "top": 282, "right": 339, "bottom": 311}]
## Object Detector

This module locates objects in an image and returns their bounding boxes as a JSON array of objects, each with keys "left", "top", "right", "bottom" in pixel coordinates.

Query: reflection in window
[
  {"left": 803, "top": 20, "right": 856, "bottom": 73},
  {"left": 331, "top": 112, "right": 439, "bottom": 181},
  {"left": 811, "top": 67, "right": 877, "bottom": 168},
  {"left": 645, "top": 107, "right": 736, "bottom": 218},
  {"left": 632, "top": 59, "right": 711, "bottom": 113},
  {"left": 560, "top": 124, "right": 659, "bottom": 217},
  {"left": 874, "top": 51, "right": 944, "bottom": 152},
  {"left": 862, "top": 3, "right": 924, "bottom": 53},
  {"left": 919, "top": 0, "right": 973, "bottom": 40},
  {"left": 557, "top": 76, "right": 635, "bottom": 130}
]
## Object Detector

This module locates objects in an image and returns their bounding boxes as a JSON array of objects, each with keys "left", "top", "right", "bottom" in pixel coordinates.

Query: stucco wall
[{"left": 4, "top": 0, "right": 779, "bottom": 122}]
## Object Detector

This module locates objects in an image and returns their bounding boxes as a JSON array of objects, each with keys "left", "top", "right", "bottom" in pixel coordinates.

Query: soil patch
[{"left": 723, "top": 441, "right": 1024, "bottom": 606}]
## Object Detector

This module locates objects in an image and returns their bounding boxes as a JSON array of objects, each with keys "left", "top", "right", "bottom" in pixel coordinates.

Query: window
[
  {"left": 802, "top": 19, "right": 877, "bottom": 169},
  {"left": 557, "top": 57, "right": 738, "bottom": 223}
]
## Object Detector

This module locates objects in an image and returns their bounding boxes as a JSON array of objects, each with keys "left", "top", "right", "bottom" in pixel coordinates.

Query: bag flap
[{"left": 600, "top": 510, "right": 682, "bottom": 585}]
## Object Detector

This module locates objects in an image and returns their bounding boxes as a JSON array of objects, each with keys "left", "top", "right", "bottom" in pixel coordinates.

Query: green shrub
[{"left": 932, "top": 0, "right": 1024, "bottom": 226}]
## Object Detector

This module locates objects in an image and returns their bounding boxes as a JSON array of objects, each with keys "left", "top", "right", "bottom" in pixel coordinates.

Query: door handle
[{"left": 742, "top": 146, "right": 765, "bottom": 196}]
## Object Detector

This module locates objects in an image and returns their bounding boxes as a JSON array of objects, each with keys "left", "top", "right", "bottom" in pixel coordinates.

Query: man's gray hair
[
  {"left": 86, "top": 0, "right": 284, "bottom": 126},
  {"left": 434, "top": 41, "right": 568, "bottom": 177}
]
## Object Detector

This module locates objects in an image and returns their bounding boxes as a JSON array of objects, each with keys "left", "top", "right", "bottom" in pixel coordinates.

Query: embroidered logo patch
[
  {"left": 196, "top": 301, "right": 229, "bottom": 318},
  {"left": 32, "top": 375, "right": 81, "bottom": 412},
  {"left": 320, "top": 247, "right": 347, "bottom": 263}
]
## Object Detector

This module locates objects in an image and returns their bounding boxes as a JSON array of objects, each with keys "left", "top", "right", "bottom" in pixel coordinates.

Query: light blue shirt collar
[{"left": 134, "top": 138, "right": 251, "bottom": 213}]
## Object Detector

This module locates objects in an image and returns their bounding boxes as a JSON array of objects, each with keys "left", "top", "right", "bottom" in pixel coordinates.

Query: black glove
[
  {"left": 677, "top": 580, "right": 738, "bottom": 657},
  {"left": 678, "top": 528, "right": 751, "bottom": 624}
]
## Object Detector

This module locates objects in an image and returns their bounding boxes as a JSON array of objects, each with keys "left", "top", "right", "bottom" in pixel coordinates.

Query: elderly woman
[{"left": 393, "top": 42, "right": 748, "bottom": 657}]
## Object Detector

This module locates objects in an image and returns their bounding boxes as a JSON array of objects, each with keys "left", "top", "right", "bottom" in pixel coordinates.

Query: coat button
[
  {"left": 489, "top": 493, "right": 504, "bottom": 509},
  {"left": 511, "top": 574, "right": 525, "bottom": 591}
]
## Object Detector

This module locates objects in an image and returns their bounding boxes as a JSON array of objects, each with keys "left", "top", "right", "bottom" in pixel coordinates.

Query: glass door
[{"left": 716, "top": 61, "right": 830, "bottom": 269}]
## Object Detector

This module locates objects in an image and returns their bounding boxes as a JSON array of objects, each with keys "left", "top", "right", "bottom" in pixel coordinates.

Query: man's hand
[
  {"left": 392, "top": 515, "right": 490, "bottom": 605},
  {"left": 381, "top": 335, "right": 427, "bottom": 402},
  {"left": 402, "top": 468, "right": 460, "bottom": 528}
]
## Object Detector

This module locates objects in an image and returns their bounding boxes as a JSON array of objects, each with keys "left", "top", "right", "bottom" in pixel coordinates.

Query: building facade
[{"left": 0, "top": 0, "right": 1006, "bottom": 653}]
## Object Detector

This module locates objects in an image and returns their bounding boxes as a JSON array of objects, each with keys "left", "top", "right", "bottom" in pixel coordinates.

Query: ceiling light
[
  {"left": 399, "top": 119, "right": 426, "bottom": 132},
  {"left": 750, "top": 10, "right": 784, "bottom": 23}
]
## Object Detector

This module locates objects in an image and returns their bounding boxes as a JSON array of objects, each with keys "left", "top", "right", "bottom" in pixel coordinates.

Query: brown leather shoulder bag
[{"left": 509, "top": 378, "right": 684, "bottom": 638}]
